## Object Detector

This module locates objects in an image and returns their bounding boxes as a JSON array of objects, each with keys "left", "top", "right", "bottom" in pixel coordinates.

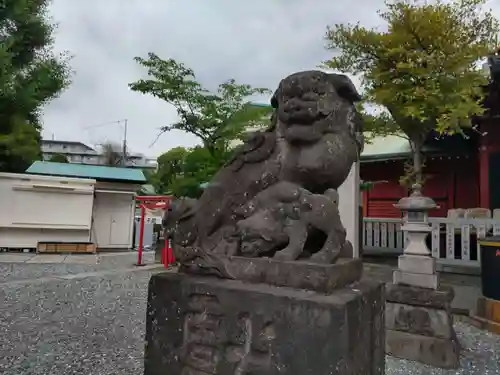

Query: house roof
[
  {"left": 360, "top": 134, "right": 442, "bottom": 162},
  {"left": 251, "top": 102, "right": 272, "bottom": 108},
  {"left": 26, "top": 161, "right": 147, "bottom": 183},
  {"left": 361, "top": 135, "right": 410, "bottom": 161},
  {"left": 141, "top": 184, "right": 157, "bottom": 194}
]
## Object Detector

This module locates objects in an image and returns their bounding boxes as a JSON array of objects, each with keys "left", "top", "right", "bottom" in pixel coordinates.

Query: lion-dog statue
[{"left": 163, "top": 70, "right": 363, "bottom": 278}]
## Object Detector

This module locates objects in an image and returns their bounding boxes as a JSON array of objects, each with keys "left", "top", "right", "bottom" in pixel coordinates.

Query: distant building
[{"left": 41, "top": 140, "right": 157, "bottom": 170}]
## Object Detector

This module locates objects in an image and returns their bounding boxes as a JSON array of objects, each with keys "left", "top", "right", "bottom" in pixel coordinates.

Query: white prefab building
[
  {"left": 0, "top": 173, "right": 96, "bottom": 248},
  {"left": 0, "top": 161, "right": 146, "bottom": 251},
  {"left": 90, "top": 181, "right": 138, "bottom": 250}
]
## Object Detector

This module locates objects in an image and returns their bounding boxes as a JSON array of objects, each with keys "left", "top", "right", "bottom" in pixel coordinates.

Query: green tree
[
  {"left": 323, "top": 0, "right": 498, "bottom": 185},
  {"left": 152, "top": 147, "right": 188, "bottom": 193},
  {"left": 0, "top": 0, "right": 71, "bottom": 173},
  {"left": 98, "top": 142, "right": 127, "bottom": 166},
  {"left": 48, "top": 153, "right": 68, "bottom": 163},
  {"left": 129, "top": 54, "right": 272, "bottom": 159},
  {"left": 152, "top": 146, "right": 232, "bottom": 198}
]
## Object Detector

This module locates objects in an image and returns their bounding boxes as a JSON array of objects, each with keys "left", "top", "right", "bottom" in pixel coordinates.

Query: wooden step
[
  {"left": 471, "top": 296, "right": 500, "bottom": 335},
  {"left": 469, "top": 315, "right": 500, "bottom": 335},
  {"left": 477, "top": 296, "right": 500, "bottom": 323},
  {"left": 37, "top": 242, "right": 96, "bottom": 254}
]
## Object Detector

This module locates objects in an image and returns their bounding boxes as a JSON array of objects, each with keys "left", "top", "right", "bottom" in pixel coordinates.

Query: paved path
[
  {"left": 0, "top": 251, "right": 157, "bottom": 284},
  {"left": 0, "top": 251, "right": 155, "bottom": 265}
]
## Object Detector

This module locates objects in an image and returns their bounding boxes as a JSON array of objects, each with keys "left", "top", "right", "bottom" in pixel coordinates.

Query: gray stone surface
[
  {"left": 363, "top": 262, "right": 480, "bottom": 315},
  {"left": 386, "top": 329, "right": 460, "bottom": 369},
  {"left": 164, "top": 71, "right": 364, "bottom": 276},
  {"left": 386, "top": 303, "right": 454, "bottom": 339},
  {"left": 144, "top": 272, "right": 385, "bottom": 375},
  {"left": 0, "top": 252, "right": 155, "bottom": 284},
  {"left": 393, "top": 269, "right": 439, "bottom": 289},
  {"left": 398, "top": 254, "right": 436, "bottom": 275},
  {"left": 386, "top": 284, "right": 455, "bottom": 309},
  {"left": 182, "top": 256, "right": 363, "bottom": 293},
  {"left": 385, "top": 282, "right": 460, "bottom": 369}
]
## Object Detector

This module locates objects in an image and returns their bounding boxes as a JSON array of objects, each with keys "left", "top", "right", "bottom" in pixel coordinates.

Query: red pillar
[
  {"left": 479, "top": 145, "right": 490, "bottom": 209},
  {"left": 136, "top": 205, "right": 146, "bottom": 266}
]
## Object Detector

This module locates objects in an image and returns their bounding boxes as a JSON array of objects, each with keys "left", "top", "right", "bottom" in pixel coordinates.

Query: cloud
[{"left": 42, "top": 0, "right": 500, "bottom": 157}]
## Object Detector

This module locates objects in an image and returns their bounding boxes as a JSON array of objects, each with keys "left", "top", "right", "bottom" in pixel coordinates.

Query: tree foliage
[
  {"left": 129, "top": 54, "right": 272, "bottom": 157},
  {"left": 48, "top": 153, "right": 68, "bottom": 163},
  {"left": 357, "top": 103, "right": 400, "bottom": 143},
  {"left": 150, "top": 146, "right": 232, "bottom": 198},
  {"left": 98, "top": 142, "right": 127, "bottom": 166},
  {"left": 323, "top": 0, "right": 499, "bottom": 184},
  {"left": 0, "top": 0, "right": 71, "bottom": 172}
]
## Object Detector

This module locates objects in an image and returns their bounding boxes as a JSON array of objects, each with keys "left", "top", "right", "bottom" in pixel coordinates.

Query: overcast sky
[{"left": 42, "top": 0, "right": 499, "bottom": 158}]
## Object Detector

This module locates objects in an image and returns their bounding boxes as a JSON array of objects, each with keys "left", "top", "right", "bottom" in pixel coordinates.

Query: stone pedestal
[
  {"left": 385, "top": 284, "right": 460, "bottom": 369},
  {"left": 144, "top": 257, "right": 385, "bottom": 375},
  {"left": 393, "top": 253, "right": 439, "bottom": 290}
]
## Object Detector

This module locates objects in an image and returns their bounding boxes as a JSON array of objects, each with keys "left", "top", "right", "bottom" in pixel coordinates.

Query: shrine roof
[{"left": 26, "top": 161, "right": 146, "bottom": 184}]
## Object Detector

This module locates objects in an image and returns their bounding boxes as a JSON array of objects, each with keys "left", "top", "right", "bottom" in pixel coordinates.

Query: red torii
[{"left": 135, "top": 195, "right": 174, "bottom": 267}]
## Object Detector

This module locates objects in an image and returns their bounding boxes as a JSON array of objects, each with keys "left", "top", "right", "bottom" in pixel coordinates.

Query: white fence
[{"left": 363, "top": 217, "right": 500, "bottom": 273}]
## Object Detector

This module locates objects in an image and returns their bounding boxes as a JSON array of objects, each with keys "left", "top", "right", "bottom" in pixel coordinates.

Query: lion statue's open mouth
[{"left": 279, "top": 98, "right": 329, "bottom": 125}]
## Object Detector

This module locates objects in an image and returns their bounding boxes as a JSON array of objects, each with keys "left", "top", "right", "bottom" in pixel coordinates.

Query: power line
[
  {"left": 81, "top": 119, "right": 128, "bottom": 130},
  {"left": 81, "top": 119, "right": 129, "bottom": 164}
]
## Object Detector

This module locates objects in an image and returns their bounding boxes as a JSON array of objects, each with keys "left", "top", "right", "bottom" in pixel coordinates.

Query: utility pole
[{"left": 122, "top": 119, "right": 128, "bottom": 166}]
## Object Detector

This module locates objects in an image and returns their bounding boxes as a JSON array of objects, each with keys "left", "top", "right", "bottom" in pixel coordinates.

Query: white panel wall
[
  {"left": 92, "top": 182, "right": 137, "bottom": 250},
  {"left": 0, "top": 173, "right": 95, "bottom": 248},
  {"left": 337, "top": 160, "right": 360, "bottom": 258},
  {"left": 0, "top": 228, "right": 91, "bottom": 249}
]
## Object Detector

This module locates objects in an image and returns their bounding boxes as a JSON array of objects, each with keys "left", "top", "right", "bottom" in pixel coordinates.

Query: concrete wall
[{"left": 338, "top": 161, "right": 360, "bottom": 258}]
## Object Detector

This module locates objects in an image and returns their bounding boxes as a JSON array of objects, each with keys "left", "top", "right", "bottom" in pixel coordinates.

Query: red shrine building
[
  {"left": 362, "top": 55, "right": 500, "bottom": 219},
  {"left": 361, "top": 120, "right": 500, "bottom": 218}
]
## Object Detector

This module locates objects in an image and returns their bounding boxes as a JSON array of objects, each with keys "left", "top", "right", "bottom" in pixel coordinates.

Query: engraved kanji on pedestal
[{"left": 180, "top": 293, "right": 275, "bottom": 375}]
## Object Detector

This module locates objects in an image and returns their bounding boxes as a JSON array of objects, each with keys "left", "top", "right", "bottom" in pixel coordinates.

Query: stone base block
[
  {"left": 386, "top": 284, "right": 454, "bottom": 309},
  {"left": 386, "top": 329, "right": 460, "bottom": 369},
  {"left": 398, "top": 254, "right": 436, "bottom": 275},
  {"left": 181, "top": 256, "right": 363, "bottom": 293},
  {"left": 384, "top": 283, "right": 460, "bottom": 369},
  {"left": 222, "top": 256, "right": 363, "bottom": 293},
  {"left": 393, "top": 269, "right": 439, "bottom": 289},
  {"left": 144, "top": 272, "right": 385, "bottom": 375},
  {"left": 386, "top": 302, "right": 454, "bottom": 339}
]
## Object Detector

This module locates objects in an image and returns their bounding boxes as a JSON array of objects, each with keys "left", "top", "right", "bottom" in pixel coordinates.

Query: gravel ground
[
  {"left": 0, "top": 267, "right": 158, "bottom": 375},
  {"left": 387, "top": 321, "right": 500, "bottom": 375},
  {"left": 0, "top": 262, "right": 499, "bottom": 375}
]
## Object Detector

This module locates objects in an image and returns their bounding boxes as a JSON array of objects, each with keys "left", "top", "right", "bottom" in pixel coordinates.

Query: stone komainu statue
[{"left": 163, "top": 70, "right": 363, "bottom": 278}]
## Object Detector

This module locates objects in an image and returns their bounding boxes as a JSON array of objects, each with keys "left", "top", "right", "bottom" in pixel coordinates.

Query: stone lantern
[
  {"left": 393, "top": 183, "right": 439, "bottom": 289},
  {"left": 386, "top": 184, "right": 460, "bottom": 368}
]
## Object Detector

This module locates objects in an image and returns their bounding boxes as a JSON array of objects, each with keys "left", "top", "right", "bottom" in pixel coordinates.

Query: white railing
[{"left": 363, "top": 217, "right": 500, "bottom": 273}]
